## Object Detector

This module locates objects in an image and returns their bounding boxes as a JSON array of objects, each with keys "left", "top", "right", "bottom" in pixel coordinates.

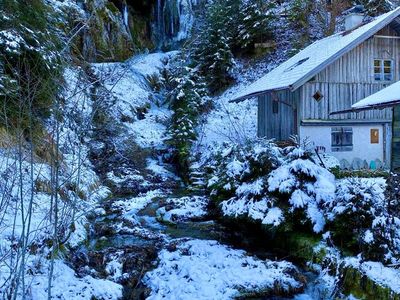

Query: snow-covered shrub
[
  {"left": 207, "top": 142, "right": 338, "bottom": 234},
  {"left": 326, "top": 177, "right": 400, "bottom": 262},
  {"left": 206, "top": 139, "right": 286, "bottom": 226},
  {"left": 268, "top": 146, "right": 336, "bottom": 233}
]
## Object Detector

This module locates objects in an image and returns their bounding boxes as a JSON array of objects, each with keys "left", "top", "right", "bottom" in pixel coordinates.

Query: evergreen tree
[
  {"left": 236, "top": 0, "right": 275, "bottom": 51},
  {"left": 194, "top": 0, "right": 236, "bottom": 92},
  {"left": 353, "top": 0, "right": 392, "bottom": 15},
  {"left": 166, "top": 63, "right": 210, "bottom": 178},
  {"left": 288, "top": 0, "right": 315, "bottom": 50}
]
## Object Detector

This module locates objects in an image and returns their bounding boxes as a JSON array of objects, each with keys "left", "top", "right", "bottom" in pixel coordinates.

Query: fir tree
[
  {"left": 353, "top": 0, "right": 392, "bottom": 15},
  {"left": 236, "top": 0, "right": 275, "bottom": 51},
  {"left": 194, "top": 0, "right": 236, "bottom": 92},
  {"left": 166, "top": 63, "right": 210, "bottom": 178}
]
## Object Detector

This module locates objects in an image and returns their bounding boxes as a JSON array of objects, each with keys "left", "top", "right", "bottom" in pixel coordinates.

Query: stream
[{"left": 80, "top": 188, "right": 333, "bottom": 300}]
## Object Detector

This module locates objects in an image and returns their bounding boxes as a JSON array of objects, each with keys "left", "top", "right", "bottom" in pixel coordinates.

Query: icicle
[{"left": 123, "top": 4, "right": 128, "bottom": 28}]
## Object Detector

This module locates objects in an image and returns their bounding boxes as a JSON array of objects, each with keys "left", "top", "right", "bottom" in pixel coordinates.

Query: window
[
  {"left": 371, "top": 129, "right": 379, "bottom": 144},
  {"left": 331, "top": 127, "right": 353, "bottom": 152},
  {"left": 313, "top": 91, "right": 323, "bottom": 102},
  {"left": 272, "top": 100, "right": 279, "bottom": 114},
  {"left": 374, "top": 59, "right": 393, "bottom": 81}
]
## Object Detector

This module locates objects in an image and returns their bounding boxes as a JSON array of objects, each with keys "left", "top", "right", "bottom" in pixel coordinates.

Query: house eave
[
  {"left": 229, "top": 87, "right": 290, "bottom": 103},
  {"left": 330, "top": 99, "right": 400, "bottom": 115},
  {"left": 301, "top": 119, "right": 393, "bottom": 126}
]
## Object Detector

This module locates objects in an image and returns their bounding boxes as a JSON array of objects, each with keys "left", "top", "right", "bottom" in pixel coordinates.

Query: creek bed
[{"left": 84, "top": 192, "right": 333, "bottom": 299}]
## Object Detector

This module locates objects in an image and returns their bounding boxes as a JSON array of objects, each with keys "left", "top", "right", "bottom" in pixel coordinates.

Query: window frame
[
  {"left": 374, "top": 59, "right": 394, "bottom": 81},
  {"left": 331, "top": 127, "right": 353, "bottom": 152}
]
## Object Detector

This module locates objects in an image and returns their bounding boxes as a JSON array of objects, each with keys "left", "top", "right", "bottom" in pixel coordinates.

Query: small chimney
[{"left": 344, "top": 5, "right": 365, "bottom": 31}]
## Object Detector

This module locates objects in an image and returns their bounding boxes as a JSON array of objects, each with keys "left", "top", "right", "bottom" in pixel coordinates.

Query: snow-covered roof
[
  {"left": 233, "top": 7, "right": 400, "bottom": 101},
  {"left": 352, "top": 80, "right": 400, "bottom": 109}
]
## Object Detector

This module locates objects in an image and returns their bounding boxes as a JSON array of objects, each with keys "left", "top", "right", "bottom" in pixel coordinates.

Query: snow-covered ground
[
  {"left": 0, "top": 66, "right": 121, "bottom": 299},
  {"left": 156, "top": 195, "right": 209, "bottom": 223},
  {"left": 144, "top": 239, "right": 303, "bottom": 300},
  {"left": 92, "top": 52, "right": 178, "bottom": 149}
]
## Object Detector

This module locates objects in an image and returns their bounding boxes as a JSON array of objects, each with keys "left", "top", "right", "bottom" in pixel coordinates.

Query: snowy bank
[
  {"left": 144, "top": 239, "right": 304, "bottom": 299},
  {"left": 156, "top": 196, "right": 209, "bottom": 223}
]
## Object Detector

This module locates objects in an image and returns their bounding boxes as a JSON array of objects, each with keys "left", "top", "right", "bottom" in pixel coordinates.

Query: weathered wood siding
[
  {"left": 300, "top": 25, "right": 399, "bottom": 121},
  {"left": 258, "top": 89, "right": 300, "bottom": 140},
  {"left": 300, "top": 82, "right": 393, "bottom": 120},
  {"left": 393, "top": 106, "right": 400, "bottom": 171}
]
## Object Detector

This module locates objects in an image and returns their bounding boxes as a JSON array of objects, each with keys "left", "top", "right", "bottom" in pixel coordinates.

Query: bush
[
  {"left": 326, "top": 177, "right": 400, "bottom": 262},
  {"left": 205, "top": 140, "right": 400, "bottom": 263},
  {"left": 206, "top": 140, "right": 336, "bottom": 233},
  {"left": 0, "top": 0, "right": 63, "bottom": 130}
]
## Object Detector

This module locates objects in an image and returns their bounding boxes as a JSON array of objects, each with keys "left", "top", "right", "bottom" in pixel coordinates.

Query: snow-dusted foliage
[
  {"left": 163, "top": 54, "right": 211, "bottom": 176},
  {"left": 143, "top": 239, "right": 304, "bottom": 299},
  {"left": 1, "top": 0, "right": 63, "bottom": 127},
  {"left": 237, "top": 0, "right": 275, "bottom": 50},
  {"left": 206, "top": 139, "right": 283, "bottom": 225},
  {"left": 207, "top": 141, "right": 337, "bottom": 233},
  {"left": 206, "top": 138, "right": 400, "bottom": 262},
  {"left": 326, "top": 177, "right": 400, "bottom": 263},
  {"left": 268, "top": 147, "right": 336, "bottom": 233},
  {"left": 0, "top": 66, "right": 118, "bottom": 299}
]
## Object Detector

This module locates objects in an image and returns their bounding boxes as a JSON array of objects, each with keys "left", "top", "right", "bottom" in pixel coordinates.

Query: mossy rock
[
  {"left": 281, "top": 232, "right": 322, "bottom": 263},
  {"left": 83, "top": 1, "right": 135, "bottom": 62},
  {"left": 340, "top": 266, "right": 400, "bottom": 300}
]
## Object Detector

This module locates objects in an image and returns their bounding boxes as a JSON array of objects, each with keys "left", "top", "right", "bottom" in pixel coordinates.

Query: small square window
[
  {"left": 374, "top": 59, "right": 393, "bottom": 81},
  {"left": 332, "top": 127, "right": 353, "bottom": 152},
  {"left": 313, "top": 91, "right": 323, "bottom": 102}
]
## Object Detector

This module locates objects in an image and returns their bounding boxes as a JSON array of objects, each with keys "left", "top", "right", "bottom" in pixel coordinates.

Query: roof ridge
[{"left": 232, "top": 7, "right": 400, "bottom": 102}]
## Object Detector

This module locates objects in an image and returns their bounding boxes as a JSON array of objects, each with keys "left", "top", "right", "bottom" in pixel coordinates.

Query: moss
[
  {"left": 329, "top": 167, "right": 389, "bottom": 179},
  {"left": 105, "top": 1, "right": 120, "bottom": 14},
  {"left": 129, "top": 14, "right": 154, "bottom": 50},
  {"left": 281, "top": 232, "right": 322, "bottom": 263},
  {"left": 340, "top": 266, "right": 400, "bottom": 300},
  {"left": 84, "top": 2, "right": 135, "bottom": 62}
]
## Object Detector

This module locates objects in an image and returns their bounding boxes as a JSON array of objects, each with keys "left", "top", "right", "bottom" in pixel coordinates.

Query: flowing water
[{"left": 84, "top": 189, "right": 334, "bottom": 299}]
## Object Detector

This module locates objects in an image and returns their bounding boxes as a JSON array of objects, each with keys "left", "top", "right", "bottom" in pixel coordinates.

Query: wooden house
[
  {"left": 332, "top": 80, "right": 400, "bottom": 171},
  {"left": 233, "top": 7, "right": 400, "bottom": 168}
]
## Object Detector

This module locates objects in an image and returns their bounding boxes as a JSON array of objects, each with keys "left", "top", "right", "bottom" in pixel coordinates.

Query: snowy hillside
[{"left": 2, "top": 0, "right": 400, "bottom": 299}]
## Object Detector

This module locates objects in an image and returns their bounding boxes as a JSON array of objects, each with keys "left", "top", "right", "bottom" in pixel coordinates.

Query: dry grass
[{"left": 0, "top": 127, "right": 18, "bottom": 148}]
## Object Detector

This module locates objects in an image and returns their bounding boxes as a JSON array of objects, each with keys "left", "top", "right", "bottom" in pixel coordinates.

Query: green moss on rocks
[
  {"left": 341, "top": 266, "right": 400, "bottom": 300},
  {"left": 83, "top": 1, "right": 135, "bottom": 62}
]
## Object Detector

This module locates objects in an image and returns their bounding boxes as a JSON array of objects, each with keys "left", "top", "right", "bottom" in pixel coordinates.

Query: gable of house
[
  {"left": 233, "top": 7, "right": 400, "bottom": 102},
  {"left": 299, "top": 25, "right": 399, "bottom": 122}
]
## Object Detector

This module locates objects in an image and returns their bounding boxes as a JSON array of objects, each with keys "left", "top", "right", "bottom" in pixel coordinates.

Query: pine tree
[
  {"left": 166, "top": 63, "right": 210, "bottom": 178},
  {"left": 353, "top": 0, "right": 392, "bottom": 15},
  {"left": 194, "top": 0, "right": 236, "bottom": 92},
  {"left": 236, "top": 0, "right": 275, "bottom": 51}
]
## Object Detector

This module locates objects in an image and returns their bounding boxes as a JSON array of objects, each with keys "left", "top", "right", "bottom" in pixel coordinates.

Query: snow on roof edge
[
  {"left": 352, "top": 80, "right": 400, "bottom": 109},
  {"left": 232, "top": 7, "right": 400, "bottom": 102}
]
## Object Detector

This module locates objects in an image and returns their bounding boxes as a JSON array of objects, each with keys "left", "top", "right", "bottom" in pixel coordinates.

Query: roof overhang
[
  {"left": 230, "top": 8, "right": 400, "bottom": 103},
  {"left": 229, "top": 87, "right": 290, "bottom": 103},
  {"left": 330, "top": 99, "right": 400, "bottom": 115}
]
